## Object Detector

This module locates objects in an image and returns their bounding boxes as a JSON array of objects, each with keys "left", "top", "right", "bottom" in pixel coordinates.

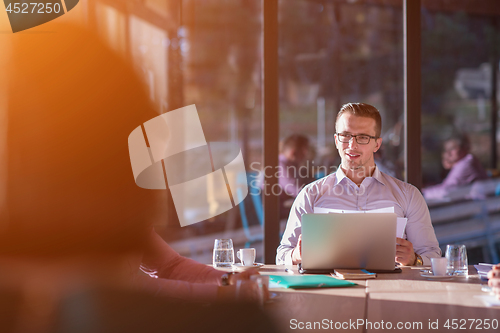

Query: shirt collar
[
  {"left": 334, "top": 165, "right": 386, "bottom": 186},
  {"left": 335, "top": 166, "right": 348, "bottom": 185},
  {"left": 371, "top": 165, "right": 387, "bottom": 186}
]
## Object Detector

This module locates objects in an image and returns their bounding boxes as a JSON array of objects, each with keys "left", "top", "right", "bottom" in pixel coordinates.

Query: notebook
[{"left": 269, "top": 275, "right": 356, "bottom": 289}]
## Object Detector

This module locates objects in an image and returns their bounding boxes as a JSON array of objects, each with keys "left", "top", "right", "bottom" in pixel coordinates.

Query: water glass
[
  {"left": 250, "top": 275, "right": 270, "bottom": 306},
  {"left": 445, "top": 244, "right": 468, "bottom": 276},
  {"left": 213, "top": 239, "right": 235, "bottom": 268},
  {"left": 236, "top": 279, "right": 260, "bottom": 302}
]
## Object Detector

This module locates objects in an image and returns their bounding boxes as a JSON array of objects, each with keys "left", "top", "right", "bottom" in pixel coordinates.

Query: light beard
[
  {"left": 341, "top": 160, "right": 376, "bottom": 179},
  {"left": 341, "top": 155, "right": 364, "bottom": 171}
]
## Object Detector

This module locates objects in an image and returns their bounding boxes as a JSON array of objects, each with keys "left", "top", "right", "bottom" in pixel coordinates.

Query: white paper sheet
[
  {"left": 313, "top": 206, "right": 394, "bottom": 214},
  {"left": 312, "top": 206, "right": 407, "bottom": 238},
  {"left": 474, "top": 295, "right": 500, "bottom": 307},
  {"left": 395, "top": 218, "right": 407, "bottom": 238}
]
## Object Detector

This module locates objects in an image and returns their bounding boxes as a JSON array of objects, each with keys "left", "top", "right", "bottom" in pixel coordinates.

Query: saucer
[
  {"left": 232, "top": 263, "right": 264, "bottom": 271},
  {"left": 421, "top": 273, "right": 452, "bottom": 279}
]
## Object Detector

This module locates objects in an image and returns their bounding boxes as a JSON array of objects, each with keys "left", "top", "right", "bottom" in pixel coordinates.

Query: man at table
[{"left": 276, "top": 103, "right": 441, "bottom": 266}]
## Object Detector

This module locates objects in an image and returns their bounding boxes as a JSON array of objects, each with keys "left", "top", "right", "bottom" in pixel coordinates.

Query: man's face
[{"left": 335, "top": 113, "right": 382, "bottom": 174}]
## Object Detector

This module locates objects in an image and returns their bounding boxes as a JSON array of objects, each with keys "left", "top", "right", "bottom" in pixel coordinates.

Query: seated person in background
[
  {"left": 422, "top": 132, "right": 488, "bottom": 200},
  {"left": 0, "top": 23, "right": 262, "bottom": 332},
  {"left": 315, "top": 144, "right": 341, "bottom": 178},
  {"left": 488, "top": 265, "right": 500, "bottom": 299},
  {"left": 278, "top": 134, "right": 315, "bottom": 218},
  {"left": 276, "top": 103, "right": 441, "bottom": 266}
]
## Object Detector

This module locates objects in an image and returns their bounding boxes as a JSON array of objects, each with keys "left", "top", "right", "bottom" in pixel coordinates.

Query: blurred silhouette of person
[
  {"left": 315, "top": 144, "right": 340, "bottom": 178},
  {"left": 278, "top": 134, "right": 315, "bottom": 219},
  {"left": 0, "top": 23, "right": 271, "bottom": 333},
  {"left": 423, "top": 132, "right": 487, "bottom": 200}
]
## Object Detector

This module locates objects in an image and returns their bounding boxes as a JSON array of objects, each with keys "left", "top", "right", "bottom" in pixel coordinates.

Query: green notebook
[{"left": 269, "top": 275, "right": 356, "bottom": 289}]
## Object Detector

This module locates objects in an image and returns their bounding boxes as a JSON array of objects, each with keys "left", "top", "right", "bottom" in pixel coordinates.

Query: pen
[{"left": 285, "top": 268, "right": 294, "bottom": 275}]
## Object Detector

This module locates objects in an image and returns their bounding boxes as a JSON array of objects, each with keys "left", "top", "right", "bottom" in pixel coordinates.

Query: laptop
[{"left": 298, "top": 213, "right": 399, "bottom": 274}]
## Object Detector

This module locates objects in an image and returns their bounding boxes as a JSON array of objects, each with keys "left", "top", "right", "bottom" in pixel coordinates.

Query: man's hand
[
  {"left": 488, "top": 265, "right": 500, "bottom": 299},
  {"left": 396, "top": 237, "right": 415, "bottom": 266},
  {"left": 292, "top": 234, "right": 302, "bottom": 264}
]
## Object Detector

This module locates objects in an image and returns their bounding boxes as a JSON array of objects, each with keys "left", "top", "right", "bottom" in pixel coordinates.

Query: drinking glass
[
  {"left": 250, "top": 275, "right": 270, "bottom": 306},
  {"left": 445, "top": 244, "right": 468, "bottom": 276},
  {"left": 236, "top": 279, "right": 260, "bottom": 302},
  {"left": 213, "top": 239, "right": 235, "bottom": 268}
]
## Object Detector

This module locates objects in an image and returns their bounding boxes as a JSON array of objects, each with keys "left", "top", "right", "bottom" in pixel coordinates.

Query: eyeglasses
[{"left": 336, "top": 133, "right": 378, "bottom": 145}]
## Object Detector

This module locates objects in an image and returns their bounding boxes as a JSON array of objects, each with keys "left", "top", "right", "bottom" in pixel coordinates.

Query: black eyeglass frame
[{"left": 335, "top": 133, "right": 379, "bottom": 145}]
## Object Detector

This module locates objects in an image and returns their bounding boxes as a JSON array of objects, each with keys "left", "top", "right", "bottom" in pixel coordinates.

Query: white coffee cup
[
  {"left": 431, "top": 257, "right": 448, "bottom": 276},
  {"left": 237, "top": 248, "right": 256, "bottom": 266}
]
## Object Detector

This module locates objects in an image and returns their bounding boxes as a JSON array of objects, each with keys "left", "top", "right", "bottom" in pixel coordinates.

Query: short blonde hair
[{"left": 335, "top": 103, "right": 382, "bottom": 137}]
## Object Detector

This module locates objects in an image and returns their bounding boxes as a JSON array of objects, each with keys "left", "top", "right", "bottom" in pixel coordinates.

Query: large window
[
  {"left": 276, "top": 1, "right": 404, "bottom": 231},
  {"left": 87, "top": 0, "right": 499, "bottom": 264},
  {"left": 178, "top": 0, "right": 263, "bottom": 261},
  {"left": 279, "top": 0, "right": 404, "bottom": 178},
  {"left": 420, "top": 4, "right": 500, "bottom": 264},
  {"left": 95, "top": 0, "right": 265, "bottom": 262}
]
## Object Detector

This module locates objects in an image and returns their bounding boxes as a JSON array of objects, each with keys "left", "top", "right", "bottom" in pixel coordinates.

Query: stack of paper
[
  {"left": 475, "top": 263, "right": 494, "bottom": 280},
  {"left": 475, "top": 295, "right": 500, "bottom": 307}
]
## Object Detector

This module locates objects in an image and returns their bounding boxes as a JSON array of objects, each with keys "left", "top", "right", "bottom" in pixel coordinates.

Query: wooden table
[{"left": 259, "top": 265, "right": 499, "bottom": 333}]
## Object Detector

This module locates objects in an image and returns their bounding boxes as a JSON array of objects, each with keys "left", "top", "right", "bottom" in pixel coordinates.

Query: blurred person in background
[
  {"left": 315, "top": 144, "right": 340, "bottom": 179},
  {"left": 0, "top": 23, "right": 270, "bottom": 333},
  {"left": 422, "top": 132, "right": 487, "bottom": 200},
  {"left": 277, "top": 134, "right": 315, "bottom": 219}
]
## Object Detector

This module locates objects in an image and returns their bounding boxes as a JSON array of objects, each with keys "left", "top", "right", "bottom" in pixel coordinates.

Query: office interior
[{"left": 1, "top": 0, "right": 500, "bottom": 265}]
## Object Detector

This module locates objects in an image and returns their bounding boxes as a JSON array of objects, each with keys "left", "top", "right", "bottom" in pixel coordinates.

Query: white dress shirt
[{"left": 276, "top": 166, "right": 441, "bottom": 265}]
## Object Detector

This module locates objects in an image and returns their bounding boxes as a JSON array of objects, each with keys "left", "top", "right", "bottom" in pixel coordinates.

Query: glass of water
[
  {"left": 213, "top": 239, "right": 235, "bottom": 268},
  {"left": 236, "top": 279, "right": 260, "bottom": 302},
  {"left": 445, "top": 244, "right": 468, "bottom": 276}
]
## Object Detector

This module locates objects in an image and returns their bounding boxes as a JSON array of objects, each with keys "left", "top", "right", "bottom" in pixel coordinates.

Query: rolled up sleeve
[
  {"left": 276, "top": 184, "right": 317, "bottom": 264},
  {"left": 405, "top": 186, "right": 442, "bottom": 265}
]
